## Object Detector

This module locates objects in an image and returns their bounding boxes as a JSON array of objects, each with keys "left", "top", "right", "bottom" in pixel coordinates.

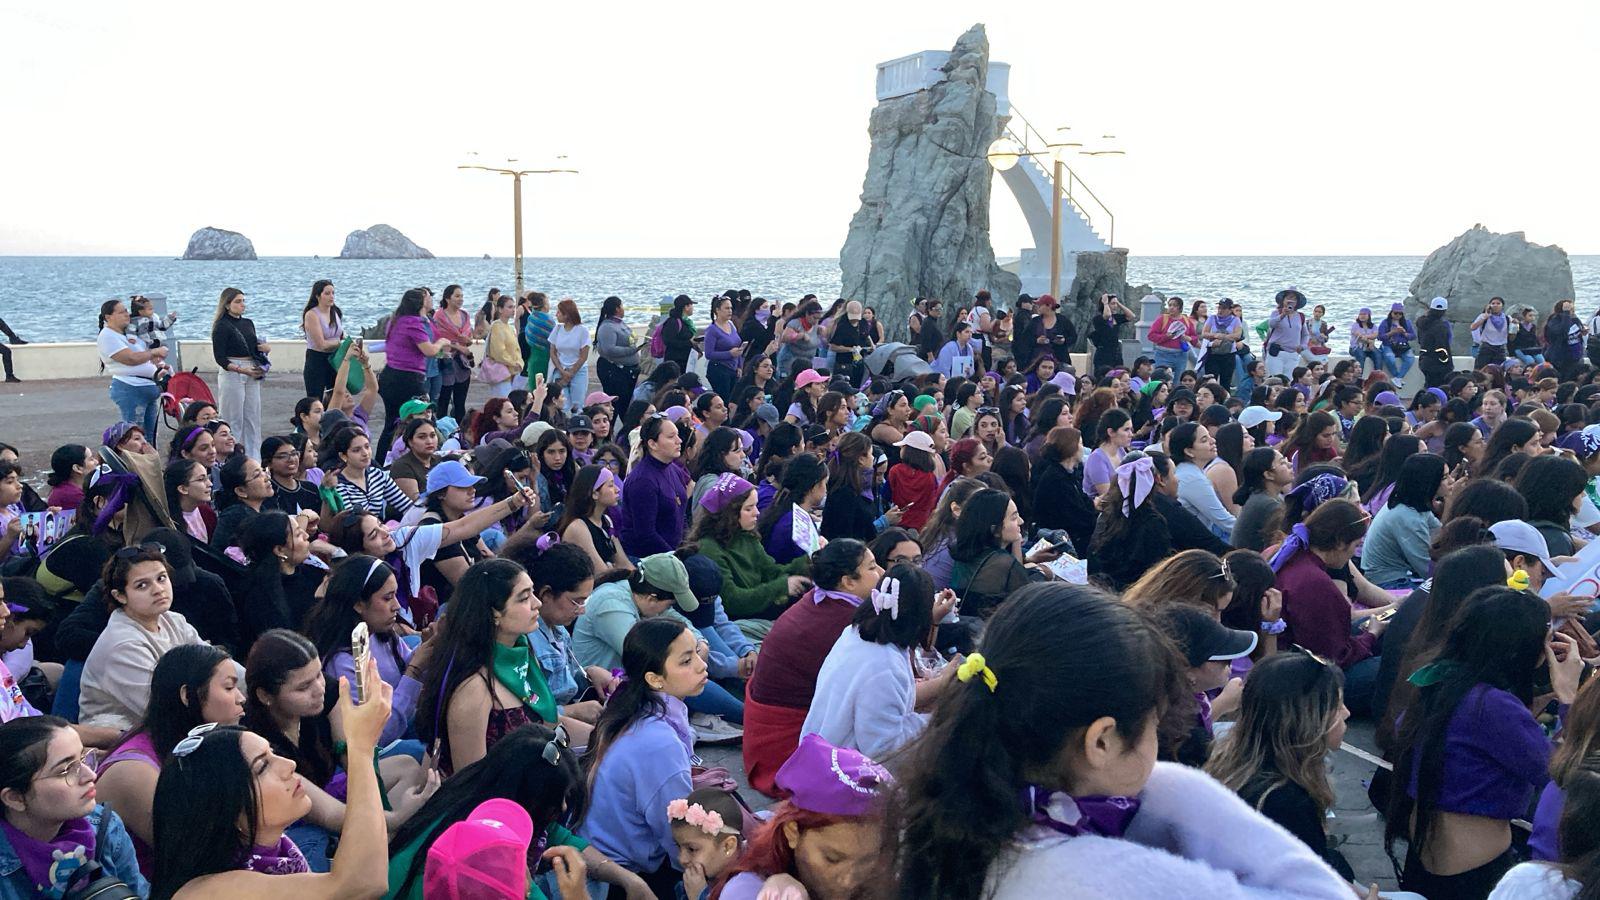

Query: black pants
[
  {"left": 1421, "top": 357, "right": 1455, "bottom": 389},
  {"left": 596, "top": 358, "right": 638, "bottom": 419},
  {"left": 1203, "top": 351, "right": 1235, "bottom": 390},
  {"left": 376, "top": 366, "right": 426, "bottom": 459},
  {"left": 1474, "top": 344, "right": 1506, "bottom": 370},
  {"left": 303, "top": 348, "right": 335, "bottom": 401},
  {"left": 707, "top": 362, "right": 738, "bottom": 403},
  {"left": 1401, "top": 845, "right": 1516, "bottom": 900},
  {"left": 435, "top": 377, "right": 469, "bottom": 422},
  {"left": 0, "top": 342, "right": 11, "bottom": 379}
]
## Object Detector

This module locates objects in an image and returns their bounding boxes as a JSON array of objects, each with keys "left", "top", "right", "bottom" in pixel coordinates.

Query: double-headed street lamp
[
  {"left": 458, "top": 158, "right": 578, "bottom": 298},
  {"left": 986, "top": 131, "right": 1121, "bottom": 299}
]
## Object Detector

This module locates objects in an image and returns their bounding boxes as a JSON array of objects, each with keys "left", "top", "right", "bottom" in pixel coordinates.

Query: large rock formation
[
  {"left": 181, "top": 227, "right": 256, "bottom": 260},
  {"left": 339, "top": 224, "right": 434, "bottom": 259},
  {"left": 1059, "top": 249, "right": 1129, "bottom": 351},
  {"left": 1407, "top": 225, "right": 1575, "bottom": 353},
  {"left": 839, "top": 25, "right": 1019, "bottom": 341}
]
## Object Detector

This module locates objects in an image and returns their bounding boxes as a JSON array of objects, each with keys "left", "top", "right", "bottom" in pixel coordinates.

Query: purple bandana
[
  {"left": 0, "top": 817, "right": 96, "bottom": 898},
  {"left": 235, "top": 835, "right": 311, "bottom": 875},
  {"left": 1268, "top": 522, "right": 1313, "bottom": 573},
  {"left": 699, "top": 473, "right": 754, "bottom": 514},
  {"left": 1021, "top": 785, "right": 1141, "bottom": 839},
  {"left": 811, "top": 587, "right": 865, "bottom": 608}
]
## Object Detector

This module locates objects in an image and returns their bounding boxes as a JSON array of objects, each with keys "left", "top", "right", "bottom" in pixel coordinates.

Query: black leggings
[
  {"left": 303, "top": 349, "right": 335, "bottom": 400},
  {"left": 376, "top": 367, "right": 426, "bottom": 458},
  {"left": 435, "top": 378, "right": 469, "bottom": 422},
  {"left": 1401, "top": 845, "right": 1516, "bottom": 900},
  {"left": 1203, "top": 351, "right": 1235, "bottom": 390},
  {"left": 596, "top": 358, "right": 638, "bottom": 419}
]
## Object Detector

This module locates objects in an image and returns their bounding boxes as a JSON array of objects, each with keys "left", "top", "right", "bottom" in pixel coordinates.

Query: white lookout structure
[{"left": 875, "top": 50, "right": 1116, "bottom": 299}]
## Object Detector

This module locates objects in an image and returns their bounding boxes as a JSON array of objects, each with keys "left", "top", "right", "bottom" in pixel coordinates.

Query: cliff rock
[
  {"left": 339, "top": 224, "right": 434, "bottom": 259},
  {"left": 182, "top": 227, "right": 256, "bottom": 260},
  {"left": 1407, "top": 225, "right": 1575, "bottom": 353},
  {"left": 839, "top": 24, "right": 1019, "bottom": 341}
]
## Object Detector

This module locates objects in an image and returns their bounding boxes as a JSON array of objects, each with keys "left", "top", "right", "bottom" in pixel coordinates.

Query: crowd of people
[{"left": 1, "top": 280, "right": 1599, "bottom": 899}]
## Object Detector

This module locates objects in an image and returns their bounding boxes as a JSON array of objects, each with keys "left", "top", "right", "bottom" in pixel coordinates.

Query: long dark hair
[
  {"left": 301, "top": 279, "right": 341, "bottom": 329},
  {"left": 949, "top": 488, "right": 1012, "bottom": 564},
  {"left": 0, "top": 715, "right": 73, "bottom": 801},
  {"left": 1384, "top": 586, "right": 1550, "bottom": 863},
  {"left": 690, "top": 427, "right": 745, "bottom": 481},
  {"left": 150, "top": 726, "right": 263, "bottom": 899},
  {"left": 389, "top": 287, "right": 428, "bottom": 332},
  {"left": 390, "top": 724, "right": 585, "bottom": 898},
  {"left": 302, "top": 555, "right": 396, "bottom": 662},
  {"left": 1360, "top": 434, "right": 1425, "bottom": 505},
  {"left": 852, "top": 564, "right": 935, "bottom": 650},
  {"left": 1517, "top": 453, "right": 1589, "bottom": 528},
  {"left": 415, "top": 559, "right": 528, "bottom": 749},
  {"left": 755, "top": 422, "right": 803, "bottom": 482},
  {"left": 1233, "top": 447, "right": 1280, "bottom": 507},
  {"left": 104, "top": 643, "right": 235, "bottom": 763},
  {"left": 241, "top": 629, "right": 336, "bottom": 787},
  {"left": 580, "top": 618, "right": 688, "bottom": 789},
  {"left": 757, "top": 452, "right": 826, "bottom": 543},
  {"left": 883, "top": 584, "right": 1188, "bottom": 899},
  {"left": 1091, "top": 451, "right": 1171, "bottom": 549},
  {"left": 1386, "top": 453, "right": 1446, "bottom": 514},
  {"left": 1476, "top": 416, "right": 1539, "bottom": 478},
  {"left": 554, "top": 464, "right": 609, "bottom": 538}
]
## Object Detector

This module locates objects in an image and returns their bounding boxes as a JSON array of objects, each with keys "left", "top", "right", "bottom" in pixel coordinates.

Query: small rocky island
[
  {"left": 182, "top": 227, "right": 257, "bottom": 260},
  {"left": 339, "top": 224, "right": 434, "bottom": 259},
  {"left": 1407, "top": 224, "right": 1574, "bottom": 354}
]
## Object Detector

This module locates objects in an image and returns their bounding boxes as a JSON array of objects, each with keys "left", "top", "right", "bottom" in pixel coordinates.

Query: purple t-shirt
[
  {"left": 384, "top": 315, "right": 431, "bottom": 374},
  {"left": 1083, "top": 448, "right": 1116, "bottom": 497},
  {"left": 1406, "top": 682, "right": 1550, "bottom": 820}
]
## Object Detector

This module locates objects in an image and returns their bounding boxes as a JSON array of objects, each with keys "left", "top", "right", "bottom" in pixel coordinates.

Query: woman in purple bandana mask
[
  {"left": 880, "top": 583, "right": 1355, "bottom": 900},
  {"left": 148, "top": 656, "right": 393, "bottom": 899},
  {"left": 0, "top": 716, "right": 148, "bottom": 900}
]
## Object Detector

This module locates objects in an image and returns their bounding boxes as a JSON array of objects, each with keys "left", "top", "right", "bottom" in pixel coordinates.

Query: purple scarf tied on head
[
  {"left": 1283, "top": 473, "right": 1347, "bottom": 526},
  {"left": 1115, "top": 456, "right": 1155, "bottom": 517},
  {"left": 0, "top": 816, "right": 96, "bottom": 898},
  {"left": 87, "top": 471, "right": 138, "bottom": 536},
  {"left": 1268, "top": 523, "right": 1313, "bottom": 573},
  {"left": 1021, "top": 785, "right": 1141, "bottom": 839}
]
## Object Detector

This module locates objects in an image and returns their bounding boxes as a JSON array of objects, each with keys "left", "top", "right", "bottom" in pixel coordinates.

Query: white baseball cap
[
  {"left": 1490, "top": 519, "right": 1556, "bottom": 574},
  {"left": 1429, "top": 296, "right": 1449, "bottom": 311},
  {"left": 894, "top": 430, "right": 935, "bottom": 453},
  {"left": 1238, "top": 406, "right": 1283, "bottom": 429}
]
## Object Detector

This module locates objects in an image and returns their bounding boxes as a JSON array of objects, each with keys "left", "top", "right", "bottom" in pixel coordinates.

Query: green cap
[
  {"left": 638, "top": 552, "right": 697, "bottom": 612},
  {"left": 912, "top": 394, "right": 938, "bottom": 412},
  {"left": 399, "top": 399, "right": 432, "bottom": 420}
]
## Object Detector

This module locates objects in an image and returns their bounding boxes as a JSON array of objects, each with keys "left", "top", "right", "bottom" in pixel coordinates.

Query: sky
[{"left": 2, "top": 0, "right": 1597, "bottom": 258}]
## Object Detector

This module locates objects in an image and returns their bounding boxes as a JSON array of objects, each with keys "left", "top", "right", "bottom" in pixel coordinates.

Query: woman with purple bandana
[{"left": 880, "top": 583, "right": 1355, "bottom": 899}]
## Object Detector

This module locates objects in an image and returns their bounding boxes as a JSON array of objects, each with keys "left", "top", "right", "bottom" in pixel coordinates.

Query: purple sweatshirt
[
  {"left": 1530, "top": 781, "right": 1563, "bottom": 861},
  {"left": 703, "top": 321, "right": 742, "bottom": 372},
  {"left": 384, "top": 316, "right": 432, "bottom": 374},
  {"left": 323, "top": 636, "right": 421, "bottom": 745},
  {"left": 577, "top": 694, "right": 695, "bottom": 873},
  {"left": 619, "top": 454, "right": 688, "bottom": 557}
]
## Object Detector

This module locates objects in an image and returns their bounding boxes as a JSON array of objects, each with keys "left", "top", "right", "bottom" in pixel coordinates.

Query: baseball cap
[
  {"left": 894, "top": 430, "right": 935, "bottom": 453},
  {"left": 795, "top": 370, "right": 829, "bottom": 390},
  {"left": 1158, "top": 605, "right": 1259, "bottom": 668},
  {"left": 426, "top": 460, "right": 487, "bottom": 496},
  {"left": 754, "top": 403, "right": 780, "bottom": 427},
  {"left": 1238, "top": 406, "right": 1283, "bottom": 429},
  {"left": 520, "top": 421, "right": 553, "bottom": 448},
  {"left": 682, "top": 552, "right": 724, "bottom": 604},
  {"left": 803, "top": 425, "right": 831, "bottom": 445},
  {"left": 399, "top": 398, "right": 433, "bottom": 421},
  {"left": 638, "top": 552, "right": 698, "bottom": 612},
  {"left": 424, "top": 798, "right": 533, "bottom": 900},
  {"left": 584, "top": 390, "right": 617, "bottom": 407},
  {"left": 566, "top": 414, "right": 594, "bottom": 434},
  {"left": 1490, "top": 519, "right": 1557, "bottom": 574},
  {"left": 1429, "top": 296, "right": 1449, "bottom": 311}
]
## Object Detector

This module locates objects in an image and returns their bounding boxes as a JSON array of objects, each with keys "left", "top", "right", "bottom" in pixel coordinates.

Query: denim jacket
[{"left": 0, "top": 804, "right": 150, "bottom": 900}]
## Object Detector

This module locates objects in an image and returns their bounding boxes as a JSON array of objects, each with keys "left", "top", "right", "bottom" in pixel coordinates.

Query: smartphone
[
  {"left": 351, "top": 623, "right": 371, "bottom": 704},
  {"left": 510, "top": 471, "right": 532, "bottom": 495},
  {"left": 1373, "top": 607, "right": 1399, "bottom": 623}
]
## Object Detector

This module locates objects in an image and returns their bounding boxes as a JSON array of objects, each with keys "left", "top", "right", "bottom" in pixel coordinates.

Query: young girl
[
  {"left": 882, "top": 583, "right": 1353, "bottom": 899},
  {"left": 886, "top": 431, "right": 941, "bottom": 533},
  {"left": 147, "top": 657, "right": 392, "bottom": 899},
  {"left": 1206, "top": 652, "right": 1354, "bottom": 881},
  {"left": 302, "top": 557, "right": 422, "bottom": 744},
  {"left": 126, "top": 294, "right": 178, "bottom": 349},
  {"left": 757, "top": 453, "right": 829, "bottom": 566},
  {"left": 670, "top": 788, "right": 746, "bottom": 900},
  {"left": 580, "top": 618, "right": 705, "bottom": 894},
  {"left": 0, "top": 716, "right": 149, "bottom": 898}
]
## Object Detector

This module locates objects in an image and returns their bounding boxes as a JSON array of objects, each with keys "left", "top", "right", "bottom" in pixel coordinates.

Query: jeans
[
  {"left": 1348, "top": 347, "right": 1381, "bottom": 374},
  {"left": 685, "top": 678, "right": 745, "bottom": 725},
  {"left": 424, "top": 371, "right": 442, "bottom": 405},
  {"left": 552, "top": 361, "right": 588, "bottom": 415},
  {"left": 488, "top": 379, "right": 513, "bottom": 398},
  {"left": 109, "top": 378, "right": 161, "bottom": 438},
  {"left": 1380, "top": 346, "right": 1415, "bottom": 380},
  {"left": 707, "top": 362, "right": 738, "bottom": 402},
  {"left": 1152, "top": 347, "right": 1188, "bottom": 375},
  {"left": 217, "top": 363, "right": 263, "bottom": 460},
  {"left": 1342, "top": 655, "right": 1382, "bottom": 717},
  {"left": 1514, "top": 350, "right": 1546, "bottom": 366},
  {"left": 285, "top": 820, "right": 334, "bottom": 872}
]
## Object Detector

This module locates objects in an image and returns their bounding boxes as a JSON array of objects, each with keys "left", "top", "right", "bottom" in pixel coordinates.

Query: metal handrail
[{"left": 1002, "top": 103, "right": 1116, "bottom": 247}]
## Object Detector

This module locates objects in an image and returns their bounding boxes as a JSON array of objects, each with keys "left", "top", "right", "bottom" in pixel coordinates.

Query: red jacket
[{"left": 888, "top": 464, "right": 938, "bottom": 532}]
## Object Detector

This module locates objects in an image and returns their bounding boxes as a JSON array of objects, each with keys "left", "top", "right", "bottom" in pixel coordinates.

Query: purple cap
[
  {"left": 1358, "top": 307, "right": 1371, "bottom": 317},
  {"left": 776, "top": 734, "right": 891, "bottom": 817},
  {"left": 663, "top": 406, "right": 689, "bottom": 423},
  {"left": 1373, "top": 391, "right": 1401, "bottom": 407},
  {"left": 1390, "top": 302, "right": 1405, "bottom": 313},
  {"left": 698, "top": 473, "right": 755, "bottom": 514}
]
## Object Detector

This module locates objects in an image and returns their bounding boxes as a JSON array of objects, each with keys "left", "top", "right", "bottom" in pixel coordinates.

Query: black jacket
[
  {"left": 210, "top": 314, "right": 263, "bottom": 367},
  {"left": 1152, "top": 493, "right": 1233, "bottom": 557},
  {"left": 1032, "top": 462, "right": 1098, "bottom": 557}
]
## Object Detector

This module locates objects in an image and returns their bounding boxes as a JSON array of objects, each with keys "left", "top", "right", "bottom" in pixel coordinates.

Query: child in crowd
[
  {"left": 125, "top": 294, "right": 178, "bottom": 349},
  {"left": 668, "top": 787, "right": 746, "bottom": 900}
]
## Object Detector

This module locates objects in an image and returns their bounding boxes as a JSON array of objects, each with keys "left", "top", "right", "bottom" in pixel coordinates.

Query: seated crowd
[{"left": 0, "top": 283, "right": 1598, "bottom": 899}]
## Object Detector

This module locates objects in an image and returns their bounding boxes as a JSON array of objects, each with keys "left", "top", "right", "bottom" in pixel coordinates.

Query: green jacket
[{"left": 699, "top": 531, "right": 809, "bottom": 618}]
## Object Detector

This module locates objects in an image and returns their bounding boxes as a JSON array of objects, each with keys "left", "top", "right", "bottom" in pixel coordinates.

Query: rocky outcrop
[
  {"left": 1059, "top": 249, "right": 1130, "bottom": 350},
  {"left": 1407, "top": 225, "right": 1575, "bottom": 353},
  {"left": 182, "top": 227, "right": 256, "bottom": 260},
  {"left": 339, "top": 224, "right": 434, "bottom": 259},
  {"left": 839, "top": 24, "right": 1019, "bottom": 342}
]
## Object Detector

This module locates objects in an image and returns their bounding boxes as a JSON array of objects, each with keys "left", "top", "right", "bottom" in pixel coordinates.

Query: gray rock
[
  {"left": 1059, "top": 249, "right": 1129, "bottom": 351},
  {"left": 839, "top": 24, "right": 1020, "bottom": 341},
  {"left": 339, "top": 224, "right": 434, "bottom": 259},
  {"left": 1406, "top": 224, "right": 1575, "bottom": 353},
  {"left": 182, "top": 227, "right": 256, "bottom": 260}
]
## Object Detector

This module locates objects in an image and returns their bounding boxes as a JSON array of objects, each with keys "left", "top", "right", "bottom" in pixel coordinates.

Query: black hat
[
  {"left": 1167, "top": 388, "right": 1197, "bottom": 408},
  {"left": 1158, "top": 606, "right": 1258, "bottom": 668},
  {"left": 566, "top": 414, "right": 594, "bottom": 434},
  {"left": 803, "top": 425, "right": 831, "bottom": 445}
]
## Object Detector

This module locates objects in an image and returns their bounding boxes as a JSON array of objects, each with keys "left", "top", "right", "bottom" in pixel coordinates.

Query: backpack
[{"left": 649, "top": 320, "right": 667, "bottom": 359}]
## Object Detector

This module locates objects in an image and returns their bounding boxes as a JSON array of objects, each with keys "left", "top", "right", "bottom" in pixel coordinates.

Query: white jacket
[
  {"left": 985, "top": 763, "right": 1352, "bottom": 900},
  {"left": 800, "top": 626, "right": 926, "bottom": 761}
]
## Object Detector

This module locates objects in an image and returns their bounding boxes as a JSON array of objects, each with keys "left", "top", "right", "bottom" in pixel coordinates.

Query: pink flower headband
[{"left": 666, "top": 799, "right": 740, "bottom": 836}]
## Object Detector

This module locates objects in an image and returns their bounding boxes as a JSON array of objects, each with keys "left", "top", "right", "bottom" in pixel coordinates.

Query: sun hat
[
  {"left": 775, "top": 734, "right": 892, "bottom": 818},
  {"left": 426, "top": 460, "right": 486, "bottom": 496},
  {"left": 638, "top": 552, "right": 698, "bottom": 612},
  {"left": 424, "top": 798, "right": 534, "bottom": 900},
  {"left": 1490, "top": 519, "right": 1557, "bottom": 574},
  {"left": 893, "top": 431, "right": 935, "bottom": 453},
  {"left": 795, "top": 370, "right": 829, "bottom": 390},
  {"left": 1049, "top": 372, "right": 1078, "bottom": 396}
]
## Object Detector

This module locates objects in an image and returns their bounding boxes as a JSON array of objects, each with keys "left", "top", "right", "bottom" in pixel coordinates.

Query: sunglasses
[
  {"left": 114, "top": 542, "right": 166, "bottom": 560},
  {"left": 542, "top": 723, "right": 570, "bottom": 766},
  {"left": 172, "top": 722, "right": 220, "bottom": 758},
  {"left": 976, "top": 407, "right": 1000, "bottom": 416}
]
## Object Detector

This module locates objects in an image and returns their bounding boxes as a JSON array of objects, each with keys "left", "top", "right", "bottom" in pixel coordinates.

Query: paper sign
[
  {"left": 1538, "top": 537, "right": 1600, "bottom": 599},
  {"left": 949, "top": 353, "right": 975, "bottom": 378},
  {"left": 791, "top": 507, "right": 820, "bottom": 557}
]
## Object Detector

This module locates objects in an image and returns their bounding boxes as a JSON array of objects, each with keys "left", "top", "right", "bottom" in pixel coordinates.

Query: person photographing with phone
[{"left": 703, "top": 295, "right": 745, "bottom": 401}]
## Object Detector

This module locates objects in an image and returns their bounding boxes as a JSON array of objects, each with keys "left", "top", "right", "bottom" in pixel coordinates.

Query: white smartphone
[{"left": 351, "top": 623, "right": 371, "bottom": 704}]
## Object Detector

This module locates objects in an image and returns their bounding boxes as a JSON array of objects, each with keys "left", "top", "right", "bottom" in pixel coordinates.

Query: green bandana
[
  {"left": 1406, "top": 659, "right": 1460, "bottom": 688},
  {"left": 491, "top": 636, "right": 558, "bottom": 724}
]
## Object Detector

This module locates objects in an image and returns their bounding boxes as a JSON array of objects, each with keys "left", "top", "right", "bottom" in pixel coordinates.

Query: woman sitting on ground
[
  {"left": 80, "top": 544, "right": 206, "bottom": 731},
  {"left": 1088, "top": 453, "right": 1177, "bottom": 590},
  {"left": 919, "top": 477, "right": 986, "bottom": 591},
  {"left": 147, "top": 656, "right": 392, "bottom": 900},
  {"left": 1231, "top": 447, "right": 1293, "bottom": 552},
  {"left": 303, "top": 557, "right": 425, "bottom": 745},
  {"left": 948, "top": 488, "right": 1054, "bottom": 621},
  {"left": 386, "top": 418, "right": 438, "bottom": 502},
  {"left": 328, "top": 427, "right": 413, "bottom": 522},
  {"left": 1361, "top": 453, "right": 1448, "bottom": 588},
  {"left": 691, "top": 474, "right": 811, "bottom": 619},
  {"left": 165, "top": 457, "right": 217, "bottom": 544},
  {"left": 211, "top": 454, "right": 274, "bottom": 550},
  {"left": 1032, "top": 426, "right": 1097, "bottom": 558},
  {"left": 234, "top": 512, "right": 320, "bottom": 651},
  {"left": 757, "top": 452, "right": 829, "bottom": 566},
  {"left": 555, "top": 464, "right": 634, "bottom": 573},
  {"left": 821, "top": 432, "right": 899, "bottom": 542}
]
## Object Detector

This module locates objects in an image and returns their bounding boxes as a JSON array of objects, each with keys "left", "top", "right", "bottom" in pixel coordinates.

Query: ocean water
[{"left": 1, "top": 255, "right": 1595, "bottom": 342}]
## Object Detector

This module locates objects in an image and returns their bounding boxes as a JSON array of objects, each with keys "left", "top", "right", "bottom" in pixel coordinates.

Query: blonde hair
[
  {"left": 213, "top": 287, "right": 245, "bottom": 324},
  {"left": 1206, "top": 652, "right": 1343, "bottom": 812},
  {"left": 1122, "top": 549, "right": 1235, "bottom": 615}
]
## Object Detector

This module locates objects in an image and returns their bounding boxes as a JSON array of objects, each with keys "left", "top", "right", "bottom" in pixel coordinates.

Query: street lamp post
[
  {"left": 458, "top": 162, "right": 579, "bottom": 298},
  {"left": 986, "top": 136, "right": 1118, "bottom": 300}
]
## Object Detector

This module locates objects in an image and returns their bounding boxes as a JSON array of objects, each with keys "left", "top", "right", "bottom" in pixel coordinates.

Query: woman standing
[
  {"left": 211, "top": 287, "right": 268, "bottom": 461},
  {"left": 481, "top": 294, "right": 523, "bottom": 398},
  {"left": 376, "top": 288, "right": 452, "bottom": 459},
  {"left": 301, "top": 280, "right": 343, "bottom": 401},
  {"left": 774, "top": 299, "right": 823, "bottom": 378},
  {"left": 1149, "top": 296, "right": 1197, "bottom": 375},
  {"left": 1416, "top": 297, "right": 1456, "bottom": 389},
  {"left": 1026, "top": 295, "right": 1077, "bottom": 371},
  {"left": 703, "top": 295, "right": 745, "bottom": 401},
  {"left": 659, "top": 295, "right": 697, "bottom": 373},
  {"left": 1088, "top": 293, "right": 1134, "bottom": 372},
  {"left": 431, "top": 285, "right": 476, "bottom": 422},
  {"left": 594, "top": 296, "right": 640, "bottom": 416},
  {"left": 549, "top": 299, "right": 591, "bottom": 415},
  {"left": 1201, "top": 298, "right": 1244, "bottom": 390},
  {"left": 1544, "top": 298, "right": 1585, "bottom": 380},
  {"left": 1471, "top": 296, "right": 1510, "bottom": 369},
  {"left": 97, "top": 298, "right": 168, "bottom": 437}
]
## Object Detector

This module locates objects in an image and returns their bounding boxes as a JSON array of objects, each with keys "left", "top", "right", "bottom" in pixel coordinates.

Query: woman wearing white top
[
  {"left": 1169, "top": 422, "right": 1236, "bottom": 540},
  {"left": 802, "top": 568, "right": 956, "bottom": 760},
  {"left": 97, "top": 299, "right": 169, "bottom": 437},
  {"left": 549, "top": 298, "right": 591, "bottom": 414},
  {"left": 81, "top": 544, "right": 205, "bottom": 731}
]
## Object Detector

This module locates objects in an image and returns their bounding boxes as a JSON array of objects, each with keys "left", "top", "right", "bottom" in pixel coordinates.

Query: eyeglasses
[
  {"left": 889, "top": 553, "right": 924, "bottom": 567},
  {"left": 114, "top": 542, "right": 165, "bottom": 560},
  {"left": 270, "top": 451, "right": 299, "bottom": 462},
  {"left": 172, "top": 722, "right": 220, "bottom": 758},
  {"left": 542, "top": 723, "right": 570, "bottom": 766},
  {"left": 36, "top": 752, "right": 96, "bottom": 786},
  {"left": 976, "top": 407, "right": 1000, "bottom": 416}
]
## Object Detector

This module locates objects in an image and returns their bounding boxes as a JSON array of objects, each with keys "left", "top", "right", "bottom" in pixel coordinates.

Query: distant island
[
  {"left": 182, "top": 226, "right": 257, "bottom": 260},
  {"left": 339, "top": 224, "right": 433, "bottom": 259}
]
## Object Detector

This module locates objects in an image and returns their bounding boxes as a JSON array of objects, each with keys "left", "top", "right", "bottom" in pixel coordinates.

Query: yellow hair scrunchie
[
  {"left": 1508, "top": 570, "right": 1531, "bottom": 591},
  {"left": 956, "top": 653, "right": 998, "bottom": 692}
]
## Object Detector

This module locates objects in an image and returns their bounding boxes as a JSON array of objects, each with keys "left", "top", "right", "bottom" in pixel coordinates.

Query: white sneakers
[{"left": 689, "top": 712, "right": 744, "bottom": 745}]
